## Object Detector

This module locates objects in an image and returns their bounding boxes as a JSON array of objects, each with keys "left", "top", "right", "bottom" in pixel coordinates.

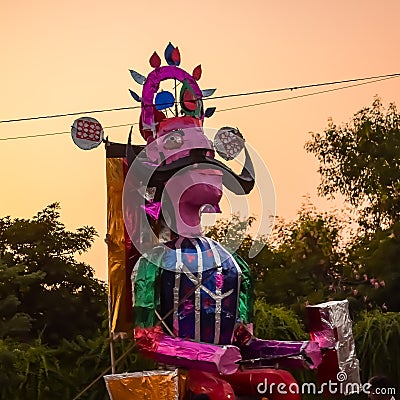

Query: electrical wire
[
  {"left": 210, "top": 72, "right": 400, "bottom": 100},
  {"left": 0, "top": 106, "right": 139, "bottom": 124},
  {"left": 0, "top": 72, "right": 399, "bottom": 124},
  {"left": 0, "top": 74, "right": 399, "bottom": 141},
  {"left": 216, "top": 75, "right": 396, "bottom": 113},
  {"left": 0, "top": 123, "right": 137, "bottom": 141}
]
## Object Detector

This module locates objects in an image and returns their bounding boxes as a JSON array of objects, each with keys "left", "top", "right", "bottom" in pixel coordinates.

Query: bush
[
  {"left": 253, "top": 299, "right": 308, "bottom": 341},
  {"left": 353, "top": 310, "right": 400, "bottom": 386}
]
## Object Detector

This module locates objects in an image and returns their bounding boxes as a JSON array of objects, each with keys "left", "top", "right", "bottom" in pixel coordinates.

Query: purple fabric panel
[
  {"left": 241, "top": 339, "right": 322, "bottom": 370},
  {"left": 141, "top": 66, "right": 203, "bottom": 128}
]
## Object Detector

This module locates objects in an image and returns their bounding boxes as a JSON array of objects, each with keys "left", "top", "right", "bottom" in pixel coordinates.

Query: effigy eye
[{"left": 163, "top": 131, "right": 184, "bottom": 149}]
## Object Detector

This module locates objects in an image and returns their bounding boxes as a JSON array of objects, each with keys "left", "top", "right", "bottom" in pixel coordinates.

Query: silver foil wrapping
[{"left": 307, "top": 300, "right": 361, "bottom": 394}]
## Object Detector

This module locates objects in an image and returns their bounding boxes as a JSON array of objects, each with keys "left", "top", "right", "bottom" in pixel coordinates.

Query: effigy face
[{"left": 144, "top": 116, "right": 224, "bottom": 235}]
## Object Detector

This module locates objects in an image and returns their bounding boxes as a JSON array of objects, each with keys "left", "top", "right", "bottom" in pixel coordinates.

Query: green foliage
[
  {"left": 13, "top": 339, "right": 62, "bottom": 399},
  {"left": 0, "top": 261, "right": 43, "bottom": 339},
  {"left": 0, "top": 340, "right": 23, "bottom": 398},
  {"left": 0, "top": 195, "right": 398, "bottom": 398},
  {"left": 0, "top": 204, "right": 156, "bottom": 399},
  {"left": 8, "top": 335, "right": 156, "bottom": 400},
  {"left": 58, "top": 334, "right": 156, "bottom": 400},
  {"left": 253, "top": 299, "right": 308, "bottom": 341},
  {"left": 305, "top": 97, "right": 400, "bottom": 230},
  {"left": 257, "top": 204, "right": 348, "bottom": 314},
  {"left": 343, "top": 222, "right": 400, "bottom": 312},
  {"left": 207, "top": 203, "right": 350, "bottom": 314},
  {"left": 205, "top": 214, "right": 257, "bottom": 259},
  {"left": 353, "top": 310, "right": 400, "bottom": 385},
  {"left": 0, "top": 203, "right": 107, "bottom": 345},
  {"left": 304, "top": 97, "right": 400, "bottom": 391}
]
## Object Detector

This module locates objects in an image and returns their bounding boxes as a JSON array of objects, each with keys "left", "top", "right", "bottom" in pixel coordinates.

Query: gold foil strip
[
  {"left": 106, "top": 157, "right": 130, "bottom": 335},
  {"left": 104, "top": 370, "right": 179, "bottom": 400}
]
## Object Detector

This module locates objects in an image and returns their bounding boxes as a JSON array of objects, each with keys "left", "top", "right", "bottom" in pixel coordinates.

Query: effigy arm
[{"left": 134, "top": 326, "right": 241, "bottom": 375}]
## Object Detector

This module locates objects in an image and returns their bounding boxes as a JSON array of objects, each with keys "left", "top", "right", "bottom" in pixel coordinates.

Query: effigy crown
[{"left": 128, "top": 42, "right": 216, "bottom": 142}]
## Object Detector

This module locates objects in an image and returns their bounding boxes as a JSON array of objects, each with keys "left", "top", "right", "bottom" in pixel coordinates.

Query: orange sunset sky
[{"left": 1, "top": 0, "right": 400, "bottom": 281}]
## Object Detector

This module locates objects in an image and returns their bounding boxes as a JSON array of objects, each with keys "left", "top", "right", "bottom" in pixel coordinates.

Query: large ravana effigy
[{"left": 72, "top": 43, "right": 361, "bottom": 400}]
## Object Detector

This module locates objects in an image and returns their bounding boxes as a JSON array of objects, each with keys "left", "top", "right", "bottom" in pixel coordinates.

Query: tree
[
  {"left": 0, "top": 204, "right": 160, "bottom": 399},
  {"left": 305, "top": 97, "right": 400, "bottom": 313},
  {"left": 0, "top": 203, "right": 107, "bottom": 345},
  {"left": 305, "top": 97, "right": 400, "bottom": 231},
  {"left": 256, "top": 204, "right": 348, "bottom": 315},
  {"left": 0, "top": 261, "right": 34, "bottom": 339},
  {"left": 341, "top": 221, "right": 400, "bottom": 313},
  {"left": 206, "top": 204, "right": 347, "bottom": 316}
]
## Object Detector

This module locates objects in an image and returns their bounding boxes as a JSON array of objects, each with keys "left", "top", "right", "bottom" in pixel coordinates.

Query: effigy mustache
[{"left": 131, "top": 148, "right": 255, "bottom": 195}]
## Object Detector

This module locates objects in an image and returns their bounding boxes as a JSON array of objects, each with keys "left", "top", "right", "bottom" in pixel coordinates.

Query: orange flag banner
[{"left": 106, "top": 143, "right": 143, "bottom": 337}]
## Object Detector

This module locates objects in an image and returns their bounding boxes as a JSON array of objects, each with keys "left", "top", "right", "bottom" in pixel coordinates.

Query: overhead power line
[
  {"left": 217, "top": 75, "right": 395, "bottom": 112},
  {"left": 210, "top": 73, "right": 400, "bottom": 100},
  {"left": 0, "top": 123, "right": 136, "bottom": 141},
  {"left": 0, "top": 72, "right": 399, "bottom": 124},
  {"left": 0, "top": 74, "right": 399, "bottom": 142}
]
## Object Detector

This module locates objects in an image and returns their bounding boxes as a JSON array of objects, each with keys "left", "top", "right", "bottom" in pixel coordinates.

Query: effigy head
[{"left": 126, "top": 44, "right": 255, "bottom": 238}]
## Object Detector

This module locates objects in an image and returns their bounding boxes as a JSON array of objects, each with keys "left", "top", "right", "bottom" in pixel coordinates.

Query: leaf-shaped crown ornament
[{"left": 128, "top": 44, "right": 218, "bottom": 140}]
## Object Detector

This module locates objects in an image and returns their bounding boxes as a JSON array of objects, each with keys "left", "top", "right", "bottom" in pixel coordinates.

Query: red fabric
[
  {"left": 134, "top": 326, "right": 164, "bottom": 352},
  {"left": 75, "top": 119, "right": 102, "bottom": 141},
  {"left": 187, "top": 369, "right": 301, "bottom": 400},
  {"left": 232, "top": 323, "right": 253, "bottom": 347},
  {"left": 317, "top": 348, "right": 340, "bottom": 394},
  {"left": 157, "top": 116, "right": 202, "bottom": 137},
  {"left": 187, "top": 370, "right": 235, "bottom": 400},
  {"left": 139, "top": 109, "right": 167, "bottom": 141},
  {"left": 224, "top": 369, "right": 301, "bottom": 400}
]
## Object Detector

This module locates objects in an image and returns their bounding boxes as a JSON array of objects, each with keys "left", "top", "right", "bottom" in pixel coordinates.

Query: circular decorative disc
[
  {"left": 214, "top": 127, "right": 245, "bottom": 160},
  {"left": 155, "top": 91, "right": 175, "bottom": 110},
  {"left": 71, "top": 117, "right": 103, "bottom": 150}
]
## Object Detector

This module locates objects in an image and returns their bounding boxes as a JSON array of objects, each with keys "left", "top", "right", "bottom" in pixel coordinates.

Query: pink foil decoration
[
  {"left": 135, "top": 326, "right": 241, "bottom": 375},
  {"left": 181, "top": 299, "right": 194, "bottom": 316},
  {"left": 215, "top": 273, "right": 224, "bottom": 290},
  {"left": 141, "top": 201, "right": 162, "bottom": 220}
]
